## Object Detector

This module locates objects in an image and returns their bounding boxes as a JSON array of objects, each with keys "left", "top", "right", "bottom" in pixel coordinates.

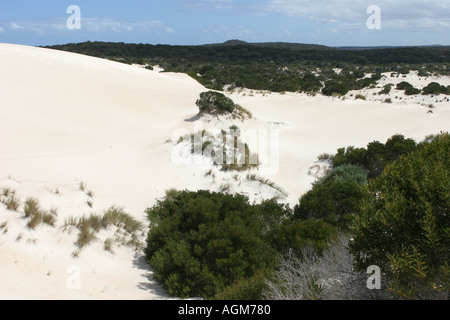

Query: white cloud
[
  {"left": 0, "top": 26, "right": 4, "bottom": 33},
  {"left": 179, "top": 0, "right": 234, "bottom": 10},
  {"left": 263, "top": 0, "right": 450, "bottom": 31},
  {"left": 203, "top": 24, "right": 253, "bottom": 39},
  {"left": 10, "top": 22, "right": 24, "bottom": 30},
  {"left": 206, "top": 0, "right": 234, "bottom": 9},
  {"left": 0, "top": 18, "right": 175, "bottom": 36}
]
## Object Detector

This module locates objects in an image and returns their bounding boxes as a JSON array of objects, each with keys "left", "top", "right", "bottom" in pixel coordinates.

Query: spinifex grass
[
  {"left": 1, "top": 188, "right": 20, "bottom": 211},
  {"left": 23, "top": 197, "right": 57, "bottom": 230},
  {"left": 66, "top": 206, "right": 145, "bottom": 256}
]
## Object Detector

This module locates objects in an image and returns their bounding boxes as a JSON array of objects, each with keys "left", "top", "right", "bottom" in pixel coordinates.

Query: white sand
[{"left": 1, "top": 43, "right": 449, "bottom": 299}]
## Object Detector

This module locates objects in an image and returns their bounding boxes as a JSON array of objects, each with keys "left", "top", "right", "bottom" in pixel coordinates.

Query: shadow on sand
[{"left": 132, "top": 252, "right": 172, "bottom": 299}]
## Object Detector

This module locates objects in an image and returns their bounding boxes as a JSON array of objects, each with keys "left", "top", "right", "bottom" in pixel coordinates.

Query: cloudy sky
[{"left": 0, "top": 0, "right": 449, "bottom": 47}]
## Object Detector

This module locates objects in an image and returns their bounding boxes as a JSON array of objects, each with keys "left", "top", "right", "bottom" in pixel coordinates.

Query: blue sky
[{"left": 1, "top": 0, "right": 449, "bottom": 47}]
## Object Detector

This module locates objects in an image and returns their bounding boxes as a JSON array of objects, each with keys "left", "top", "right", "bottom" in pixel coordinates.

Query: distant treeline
[{"left": 44, "top": 41, "right": 450, "bottom": 93}]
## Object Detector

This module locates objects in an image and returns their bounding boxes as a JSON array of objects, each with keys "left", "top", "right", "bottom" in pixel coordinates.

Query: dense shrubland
[
  {"left": 45, "top": 41, "right": 450, "bottom": 94},
  {"left": 145, "top": 132, "right": 449, "bottom": 300},
  {"left": 350, "top": 133, "right": 449, "bottom": 299}
]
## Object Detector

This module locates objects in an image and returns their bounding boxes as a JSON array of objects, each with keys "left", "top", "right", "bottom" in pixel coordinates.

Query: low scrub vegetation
[
  {"left": 182, "top": 129, "right": 260, "bottom": 172},
  {"left": 196, "top": 91, "right": 252, "bottom": 120},
  {"left": 145, "top": 191, "right": 335, "bottom": 298},
  {"left": 64, "top": 206, "right": 145, "bottom": 256},
  {"left": 422, "top": 82, "right": 450, "bottom": 95},
  {"left": 246, "top": 173, "right": 289, "bottom": 198},
  {"left": 396, "top": 81, "right": 420, "bottom": 95},
  {"left": 46, "top": 41, "right": 450, "bottom": 95},
  {"left": 145, "top": 132, "right": 449, "bottom": 300}
]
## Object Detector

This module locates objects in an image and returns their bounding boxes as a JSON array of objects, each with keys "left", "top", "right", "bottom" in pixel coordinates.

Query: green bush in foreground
[
  {"left": 145, "top": 191, "right": 285, "bottom": 298},
  {"left": 145, "top": 190, "right": 339, "bottom": 299},
  {"left": 294, "top": 165, "right": 368, "bottom": 230},
  {"left": 350, "top": 133, "right": 449, "bottom": 299}
]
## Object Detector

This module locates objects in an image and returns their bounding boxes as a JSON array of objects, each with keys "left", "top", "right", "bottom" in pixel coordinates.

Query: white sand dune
[{"left": 0, "top": 43, "right": 449, "bottom": 299}]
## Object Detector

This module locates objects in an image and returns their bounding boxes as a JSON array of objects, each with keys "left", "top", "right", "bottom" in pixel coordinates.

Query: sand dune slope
[{"left": 0, "top": 44, "right": 208, "bottom": 299}]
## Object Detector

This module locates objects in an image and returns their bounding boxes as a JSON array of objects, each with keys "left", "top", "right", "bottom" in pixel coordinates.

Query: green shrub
[
  {"left": 333, "top": 146, "right": 368, "bottom": 169},
  {"left": 422, "top": 82, "right": 449, "bottom": 95},
  {"left": 145, "top": 191, "right": 289, "bottom": 298},
  {"left": 196, "top": 91, "right": 236, "bottom": 114},
  {"left": 350, "top": 133, "right": 450, "bottom": 299},
  {"left": 322, "top": 80, "right": 350, "bottom": 96},
  {"left": 396, "top": 81, "right": 420, "bottom": 95},
  {"left": 379, "top": 84, "right": 393, "bottom": 95},
  {"left": 294, "top": 172, "right": 368, "bottom": 230},
  {"left": 212, "top": 270, "right": 270, "bottom": 300},
  {"left": 331, "top": 134, "right": 417, "bottom": 179},
  {"left": 269, "top": 218, "right": 338, "bottom": 256},
  {"left": 315, "top": 164, "right": 368, "bottom": 187}
]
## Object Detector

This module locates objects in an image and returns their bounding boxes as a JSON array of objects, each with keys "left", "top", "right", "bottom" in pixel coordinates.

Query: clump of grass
[
  {"left": 67, "top": 206, "right": 145, "bottom": 257},
  {"left": 355, "top": 94, "right": 366, "bottom": 100},
  {"left": 308, "top": 164, "right": 331, "bottom": 180},
  {"left": 104, "top": 238, "right": 114, "bottom": 253},
  {"left": 43, "top": 213, "right": 57, "bottom": 226},
  {"left": 165, "top": 188, "right": 181, "bottom": 201},
  {"left": 0, "top": 221, "right": 8, "bottom": 234},
  {"left": 78, "top": 183, "right": 95, "bottom": 207},
  {"left": 102, "top": 207, "right": 144, "bottom": 236},
  {"left": 23, "top": 197, "right": 57, "bottom": 230},
  {"left": 246, "top": 174, "right": 289, "bottom": 198},
  {"left": 63, "top": 216, "right": 78, "bottom": 231},
  {"left": 75, "top": 224, "right": 97, "bottom": 249},
  {"left": 189, "top": 130, "right": 260, "bottom": 172},
  {"left": 234, "top": 105, "right": 253, "bottom": 120},
  {"left": 1, "top": 188, "right": 20, "bottom": 211},
  {"left": 317, "top": 153, "right": 334, "bottom": 162},
  {"left": 219, "top": 183, "right": 232, "bottom": 193},
  {"left": 86, "top": 190, "right": 95, "bottom": 198},
  {"left": 49, "top": 207, "right": 58, "bottom": 216},
  {"left": 24, "top": 197, "right": 41, "bottom": 218}
]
